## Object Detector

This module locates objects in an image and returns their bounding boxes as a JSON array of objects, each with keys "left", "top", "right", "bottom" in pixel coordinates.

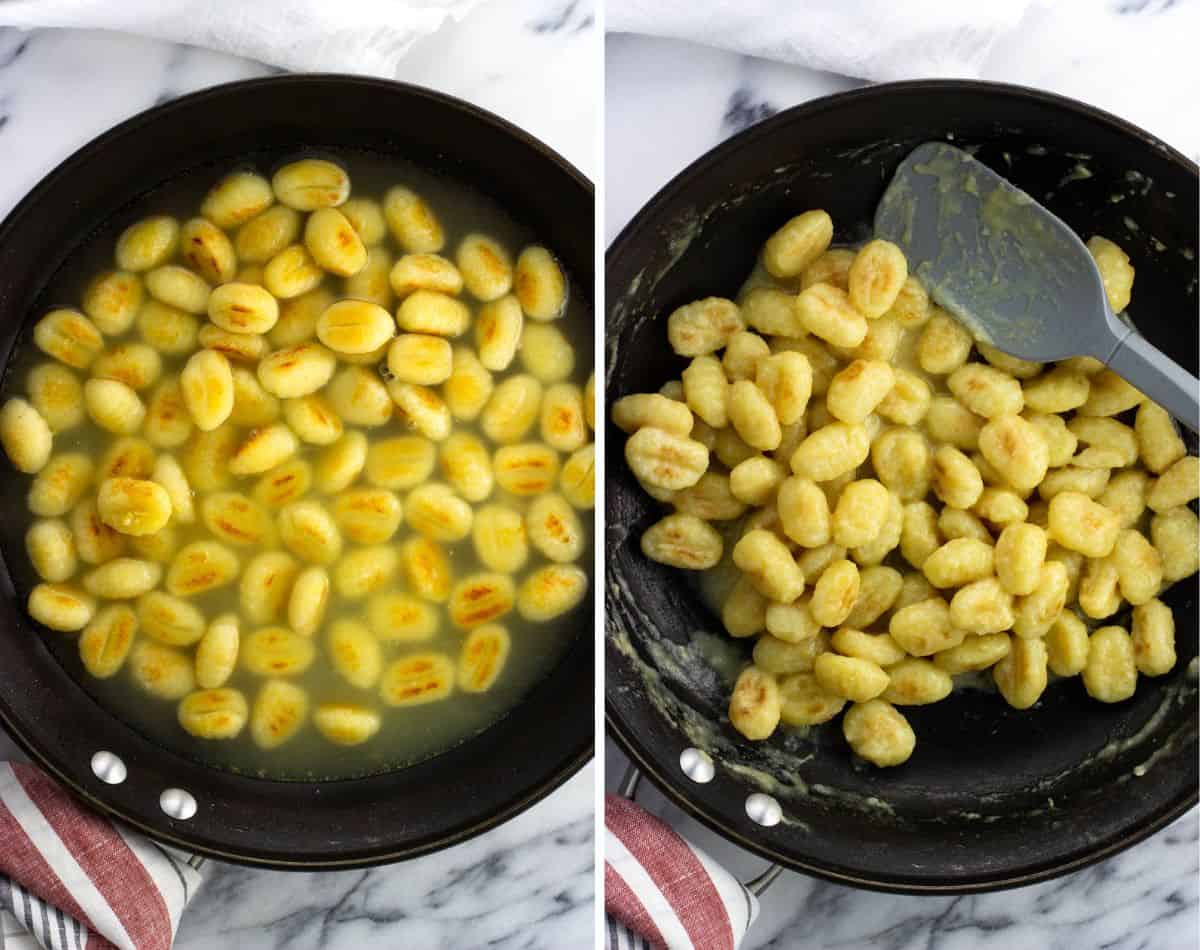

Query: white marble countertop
[
  {"left": 0, "top": 3, "right": 596, "bottom": 948},
  {"left": 606, "top": 3, "right": 1200, "bottom": 243},
  {"left": 606, "top": 5, "right": 1198, "bottom": 948}
]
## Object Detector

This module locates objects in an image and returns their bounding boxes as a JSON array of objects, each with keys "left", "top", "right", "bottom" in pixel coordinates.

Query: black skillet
[
  {"left": 606, "top": 80, "right": 1198, "bottom": 893},
  {"left": 0, "top": 76, "right": 593, "bottom": 868}
]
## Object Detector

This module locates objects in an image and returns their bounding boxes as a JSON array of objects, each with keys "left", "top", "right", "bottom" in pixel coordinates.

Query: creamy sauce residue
[
  {"left": 878, "top": 144, "right": 1103, "bottom": 355},
  {"left": 609, "top": 137, "right": 1197, "bottom": 826}
]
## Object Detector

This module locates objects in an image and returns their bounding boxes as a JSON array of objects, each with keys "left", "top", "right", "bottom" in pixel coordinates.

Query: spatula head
[{"left": 874, "top": 142, "right": 1117, "bottom": 362}]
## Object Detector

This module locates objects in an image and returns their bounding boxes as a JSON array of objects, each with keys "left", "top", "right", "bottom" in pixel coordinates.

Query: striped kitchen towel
[
  {"left": 0, "top": 762, "right": 204, "bottom": 950},
  {"left": 605, "top": 794, "right": 758, "bottom": 950}
]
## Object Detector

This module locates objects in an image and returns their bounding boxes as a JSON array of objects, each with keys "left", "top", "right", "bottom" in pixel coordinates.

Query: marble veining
[
  {"left": 606, "top": 1, "right": 1200, "bottom": 243},
  {"left": 721, "top": 88, "right": 776, "bottom": 139},
  {"left": 1114, "top": 0, "right": 1178, "bottom": 13},
  {"left": 0, "top": 3, "right": 595, "bottom": 946},
  {"left": 172, "top": 771, "right": 594, "bottom": 950},
  {"left": 606, "top": 3, "right": 1197, "bottom": 947},
  {"left": 607, "top": 741, "right": 1198, "bottom": 950},
  {"left": 529, "top": 0, "right": 595, "bottom": 35}
]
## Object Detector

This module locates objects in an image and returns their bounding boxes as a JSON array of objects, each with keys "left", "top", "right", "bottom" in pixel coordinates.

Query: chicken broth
[{"left": 1, "top": 151, "right": 593, "bottom": 780}]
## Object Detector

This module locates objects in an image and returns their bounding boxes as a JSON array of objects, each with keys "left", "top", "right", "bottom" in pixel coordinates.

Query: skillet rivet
[
  {"left": 90, "top": 751, "right": 127, "bottom": 785},
  {"left": 160, "top": 788, "right": 197, "bottom": 821},
  {"left": 745, "top": 793, "right": 782, "bottom": 827},
  {"left": 679, "top": 747, "right": 715, "bottom": 783}
]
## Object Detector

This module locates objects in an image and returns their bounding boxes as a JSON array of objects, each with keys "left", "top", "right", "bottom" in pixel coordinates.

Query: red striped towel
[
  {"left": 0, "top": 763, "right": 203, "bottom": 950},
  {"left": 605, "top": 794, "right": 758, "bottom": 950}
]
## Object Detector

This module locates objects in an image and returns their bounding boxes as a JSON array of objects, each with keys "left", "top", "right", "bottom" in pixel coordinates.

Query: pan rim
[
  {"left": 604, "top": 76, "right": 1198, "bottom": 894},
  {"left": 0, "top": 73, "right": 594, "bottom": 870},
  {"left": 607, "top": 77, "right": 1195, "bottom": 256}
]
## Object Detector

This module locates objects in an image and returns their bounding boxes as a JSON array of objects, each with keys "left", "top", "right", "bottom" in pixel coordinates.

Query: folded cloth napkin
[
  {"left": 605, "top": 794, "right": 758, "bottom": 950},
  {"left": 607, "top": 0, "right": 1031, "bottom": 81},
  {"left": 0, "top": 762, "right": 203, "bottom": 950},
  {"left": 0, "top": 0, "right": 485, "bottom": 76}
]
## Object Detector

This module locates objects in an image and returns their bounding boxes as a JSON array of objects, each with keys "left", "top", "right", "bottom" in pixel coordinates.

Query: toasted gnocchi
[
  {"left": 180, "top": 349, "right": 234, "bottom": 432},
  {"left": 516, "top": 564, "right": 588, "bottom": 622},
  {"left": 277, "top": 500, "right": 343, "bottom": 565},
  {"left": 257, "top": 343, "right": 337, "bottom": 399},
  {"left": 201, "top": 492, "right": 276, "bottom": 547},
  {"left": 252, "top": 458, "right": 312, "bottom": 508},
  {"left": 327, "top": 618, "right": 382, "bottom": 689},
  {"left": 515, "top": 246, "right": 567, "bottom": 320},
  {"left": 129, "top": 641, "right": 195, "bottom": 700},
  {"left": 240, "top": 551, "right": 299, "bottom": 624},
  {"left": 2, "top": 156, "right": 592, "bottom": 778},
  {"left": 83, "top": 557, "right": 163, "bottom": 599},
  {"left": 243, "top": 626, "right": 317, "bottom": 677},
  {"left": 313, "top": 704, "right": 381, "bottom": 746},
  {"left": 396, "top": 290, "right": 469, "bottom": 337},
  {"left": 380, "top": 653, "right": 455, "bottom": 707},
  {"left": 447, "top": 573, "right": 516, "bottom": 630},
  {"left": 405, "top": 483, "right": 473, "bottom": 541},
  {"left": 458, "top": 624, "right": 511, "bottom": 692},
  {"left": 229, "top": 425, "right": 300, "bottom": 476},
  {"left": 283, "top": 394, "right": 344, "bottom": 446},
  {"left": 313, "top": 431, "right": 368, "bottom": 494},
  {"left": 79, "top": 604, "right": 138, "bottom": 678},
  {"left": 178, "top": 688, "right": 249, "bottom": 741},
  {"left": 28, "top": 453, "right": 93, "bottom": 517},
  {"left": 166, "top": 541, "right": 238, "bottom": 597},
  {"left": 83, "top": 271, "right": 144, "bottom": 336},
  {"left": 616, "top": 210, "right": 1195, "bottom": 767},
  {"left": 250, "top": 679, "right": 310, "bottom": 750},
  {"left": 366, "top": 592, "right": 439, "bottom": 642},
  {"left": 28, "top": 583, "right": 95, "bottom": 631},
  {"left": 334, "top": 545, "right": 400, "bottom": 599},
  {"left": 195, "top": 614, "right": 240, "bottom": 689}
]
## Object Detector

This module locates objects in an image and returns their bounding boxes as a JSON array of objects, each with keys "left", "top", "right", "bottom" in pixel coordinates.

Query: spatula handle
[{"left": 1106, "top": 328, "right": 1200, "bottom": 434}]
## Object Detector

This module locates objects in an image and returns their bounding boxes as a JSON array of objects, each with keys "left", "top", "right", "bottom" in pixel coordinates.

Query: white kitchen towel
[
  {"left": 607, "top": 0, "right": 1034, "bottom": 81},
  {"left": 0, "top": 762, "right": 205, "bottom": 950},
  {"left": 0, "top": 0, "right": 486, "bottom": 76}
]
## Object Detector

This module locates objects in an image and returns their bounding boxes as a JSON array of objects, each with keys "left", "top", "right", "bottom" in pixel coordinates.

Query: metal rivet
[
  {"left": 90, "top": 751, "right": 127, "bottom": 785},
  {"left": 679, "top": 747, "right": 715, "bottom": 784},
  {"left": 159, "top": 788, "right": 197, "bottom": 821},
  {"left": 745, "top": 792, "right": 782, "bottom": 827}
]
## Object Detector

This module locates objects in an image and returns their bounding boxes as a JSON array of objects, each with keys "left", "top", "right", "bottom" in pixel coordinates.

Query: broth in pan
[{"left": 1, "top": 152, "right": 594, "bottom": 780}]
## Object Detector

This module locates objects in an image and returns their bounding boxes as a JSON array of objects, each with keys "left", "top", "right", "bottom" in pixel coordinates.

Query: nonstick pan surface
[
  {"left": 606, "top": 80, "right": 1197, "bottom": 893},
  {"left": 0, "top": 75, "right": 594, "bottom": 868}
]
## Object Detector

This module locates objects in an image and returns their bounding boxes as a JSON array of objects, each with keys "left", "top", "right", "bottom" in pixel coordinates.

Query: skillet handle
[{"left": 616, "top": 763, "right": 783, "bottom": 896}]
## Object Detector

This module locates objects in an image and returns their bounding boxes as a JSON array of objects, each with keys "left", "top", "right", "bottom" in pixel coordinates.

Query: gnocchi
[
  {"left": 178, "top": 688, "right": 249, "bottom": 741},
  {"left": 313, "top": 704, "right": 381, "bottom": 746},
  {"left": 327, "top": 619, "right": 382, "bottom": 688},
  {"left": 380, "top": 653, "right": 455, "bottom": 707},
  {"left": 195, "top": 614, "right": 240, "bottom": 689},
  {"left": 129, "top": 641, "right": 195, "bottom": 700},
  {"left": 619, "top": 207, "right": 1200, "bottom": 762},
  {"left": 1, "top": 155, "right": 590, "bottom": 776},
  {"left": 272, "top": 161, "right": 348, "bottom": 212},
  {"left": 79, "top": 604, "right": 138, "bottom": 679},
  {"left": 83, "top": 271, "right": 144, "bottom": 336},
  {"left": 396, "top": 290, "right": 469, "bottom": 337},
  {"left": 514, "top": 246, "right": 567, "bottom": 321}
]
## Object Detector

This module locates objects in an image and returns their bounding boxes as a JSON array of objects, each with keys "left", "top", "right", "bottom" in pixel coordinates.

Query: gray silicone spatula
[{"left": 875, "top": 141, "right": 1199, "bottom": 432}]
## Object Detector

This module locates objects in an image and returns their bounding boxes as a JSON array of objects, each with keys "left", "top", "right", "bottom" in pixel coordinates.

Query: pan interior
[
  {"left": 606, "top": 82, "right": 1198, "bottom": 889},
  {"left": 0, "top": 76, "right": 593, "bottom": 867},
  {"left": 2, "top": 146, "right": 593, "bottom": 781}
]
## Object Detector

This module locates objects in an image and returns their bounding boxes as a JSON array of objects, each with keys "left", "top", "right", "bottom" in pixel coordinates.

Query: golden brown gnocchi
[
  {"left": 380, "top": 653, "right": 455, "bottom": 707},
  {"left": 2, "top": 156, "right": 591, "bottom": 776},
  {"left": 615, "top": 211, "right": 1192, "bottom": 768}
]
